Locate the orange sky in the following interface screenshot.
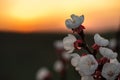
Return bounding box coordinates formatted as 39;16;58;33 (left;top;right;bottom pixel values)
0;0;120;33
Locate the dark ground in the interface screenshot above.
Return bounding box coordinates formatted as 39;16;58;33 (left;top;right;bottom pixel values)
0;32;117;80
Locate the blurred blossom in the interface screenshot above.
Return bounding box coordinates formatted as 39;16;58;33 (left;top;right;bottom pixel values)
54;60;64;73
36;67;51;80
62;51;71;60
108;38;117;49
54;40;64;49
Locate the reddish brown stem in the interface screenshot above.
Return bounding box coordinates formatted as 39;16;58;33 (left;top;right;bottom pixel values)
78;30;97;58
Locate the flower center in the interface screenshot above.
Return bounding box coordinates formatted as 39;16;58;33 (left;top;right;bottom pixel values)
108;71;114;77
88;61;95;66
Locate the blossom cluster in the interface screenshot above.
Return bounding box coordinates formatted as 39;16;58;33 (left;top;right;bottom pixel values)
63;14;120;80
35;14;120;80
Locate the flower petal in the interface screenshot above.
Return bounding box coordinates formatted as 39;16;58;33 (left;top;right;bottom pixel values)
70;53;81;67
94;34;109;46
78;55;98;76
66;48;74;54
78;15;84;25
65;19;74;29
110;58;119;65
63;34;76;51
102;63;120;80
65;14;84;29
81;76;94;80
99;47;118;59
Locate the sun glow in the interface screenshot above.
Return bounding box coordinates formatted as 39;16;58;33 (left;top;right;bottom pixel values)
0;0;120;33
8;0;50;20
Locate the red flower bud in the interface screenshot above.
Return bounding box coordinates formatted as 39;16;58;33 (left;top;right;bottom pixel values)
72;25;85;33
74;39;83;50
100;57;110;64
93;70;102;80
81;53;87;56
92;44;100;50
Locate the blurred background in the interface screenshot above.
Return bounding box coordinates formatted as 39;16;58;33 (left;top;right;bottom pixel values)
0;0;120;80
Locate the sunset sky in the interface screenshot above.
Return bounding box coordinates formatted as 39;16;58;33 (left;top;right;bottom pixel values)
0;0;120;33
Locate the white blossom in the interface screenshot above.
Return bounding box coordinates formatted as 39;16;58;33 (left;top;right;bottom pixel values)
54;40;64;49
94;34;109;46
81;76;94;80
108;38;116;49
102;63;120;80
70;53;81;67
63;34;77;53
110;58;119;65
99;47;118;59
70;54;98;76
62;51;71;60
54;60;64;72
36;67;50;80
77;55;98;76
65;14;84;29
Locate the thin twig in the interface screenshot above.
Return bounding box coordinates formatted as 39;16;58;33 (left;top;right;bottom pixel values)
78;30;97;58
